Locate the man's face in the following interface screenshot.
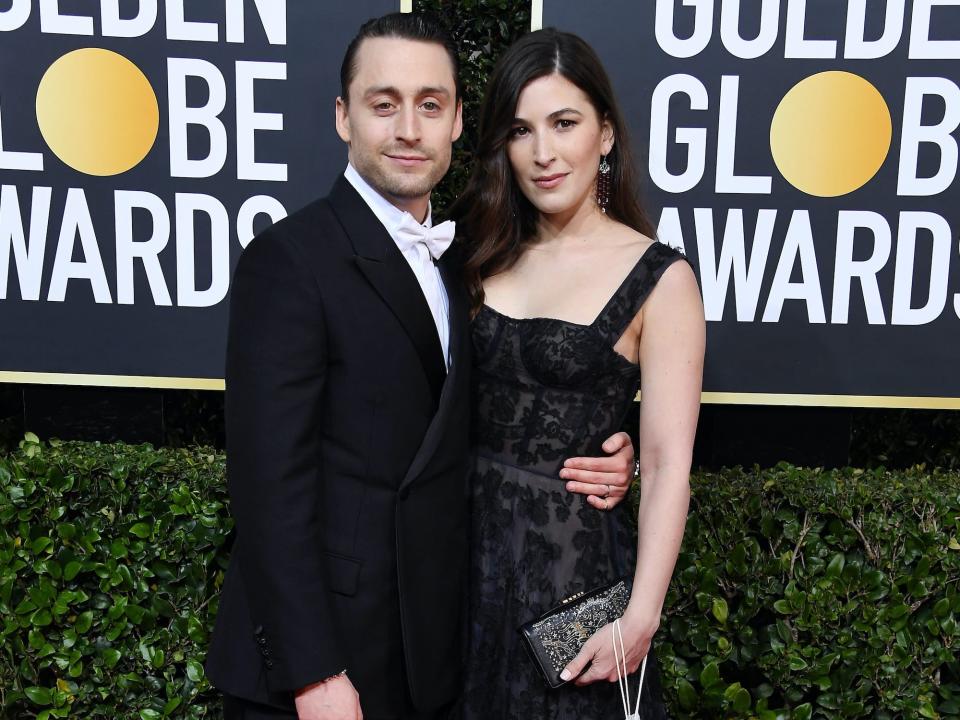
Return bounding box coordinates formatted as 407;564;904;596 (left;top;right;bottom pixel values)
336;37;462;213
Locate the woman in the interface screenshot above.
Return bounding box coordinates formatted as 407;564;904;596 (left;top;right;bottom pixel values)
451;29;705;718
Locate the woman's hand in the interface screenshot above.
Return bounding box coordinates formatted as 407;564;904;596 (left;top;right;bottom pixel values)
561;431;636;511
559;612;658;686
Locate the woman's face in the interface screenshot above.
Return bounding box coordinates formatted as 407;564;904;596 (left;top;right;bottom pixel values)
506;73;613;220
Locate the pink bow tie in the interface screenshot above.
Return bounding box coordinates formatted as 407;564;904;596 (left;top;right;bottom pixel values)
395;214;456;260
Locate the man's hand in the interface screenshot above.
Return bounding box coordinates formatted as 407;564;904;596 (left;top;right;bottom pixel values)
295;675;362;720
561;431;636;511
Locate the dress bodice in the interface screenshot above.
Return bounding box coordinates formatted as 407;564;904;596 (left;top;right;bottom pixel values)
470;241;687;478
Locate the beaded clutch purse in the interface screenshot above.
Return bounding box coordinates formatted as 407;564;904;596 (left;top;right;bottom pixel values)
518;578;632;688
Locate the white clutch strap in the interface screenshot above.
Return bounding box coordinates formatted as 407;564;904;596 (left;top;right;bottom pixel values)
613;618;648;720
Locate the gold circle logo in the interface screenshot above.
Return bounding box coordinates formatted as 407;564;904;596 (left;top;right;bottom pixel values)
770;71;892;197
35;48;159;176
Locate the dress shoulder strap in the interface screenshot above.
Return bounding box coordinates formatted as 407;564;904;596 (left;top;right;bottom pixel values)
594;242;689;346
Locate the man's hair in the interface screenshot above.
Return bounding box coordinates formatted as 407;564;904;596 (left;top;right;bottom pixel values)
339;12;462;103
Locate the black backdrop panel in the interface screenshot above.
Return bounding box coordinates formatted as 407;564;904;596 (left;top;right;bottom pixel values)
542;0;960;402
0;1;399;382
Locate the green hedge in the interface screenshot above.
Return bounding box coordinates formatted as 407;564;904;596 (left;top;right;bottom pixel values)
3;436;958;719
661;465;960;719
1;436;227;719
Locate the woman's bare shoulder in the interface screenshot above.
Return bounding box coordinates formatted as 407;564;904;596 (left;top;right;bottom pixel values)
648;251;701;311
589;228;656;280
605;223;655;255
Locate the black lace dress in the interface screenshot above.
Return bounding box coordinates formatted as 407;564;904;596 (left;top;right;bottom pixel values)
460;242;684;719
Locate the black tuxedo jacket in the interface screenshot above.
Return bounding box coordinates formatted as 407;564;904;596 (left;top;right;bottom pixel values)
206;176;471;717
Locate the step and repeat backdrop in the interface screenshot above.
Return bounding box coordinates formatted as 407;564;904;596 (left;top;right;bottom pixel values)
1;1;957;407
0;0;401;389
537;0;960;407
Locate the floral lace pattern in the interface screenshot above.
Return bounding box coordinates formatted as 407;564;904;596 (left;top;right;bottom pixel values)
460;242;685;719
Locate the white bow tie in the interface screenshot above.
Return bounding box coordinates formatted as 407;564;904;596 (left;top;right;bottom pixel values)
394;214;456;261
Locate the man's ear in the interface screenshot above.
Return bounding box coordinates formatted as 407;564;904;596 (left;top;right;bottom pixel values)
451;98;464;143
335;97;351;143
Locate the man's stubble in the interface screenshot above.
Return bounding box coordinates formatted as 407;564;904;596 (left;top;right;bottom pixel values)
350;143;451;206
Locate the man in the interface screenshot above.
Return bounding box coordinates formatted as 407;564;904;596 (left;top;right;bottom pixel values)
206;13;635;720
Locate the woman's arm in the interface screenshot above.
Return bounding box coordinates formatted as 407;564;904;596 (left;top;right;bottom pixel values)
562;259;705;684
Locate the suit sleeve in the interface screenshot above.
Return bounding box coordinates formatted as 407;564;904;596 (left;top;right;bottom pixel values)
224;228;345;692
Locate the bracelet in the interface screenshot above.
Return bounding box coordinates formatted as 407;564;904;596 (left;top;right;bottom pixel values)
322;669;347;683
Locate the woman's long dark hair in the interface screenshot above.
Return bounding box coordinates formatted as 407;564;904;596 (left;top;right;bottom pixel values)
450;28;655;316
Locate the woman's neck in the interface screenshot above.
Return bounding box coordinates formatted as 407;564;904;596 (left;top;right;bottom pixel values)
533;196;613;247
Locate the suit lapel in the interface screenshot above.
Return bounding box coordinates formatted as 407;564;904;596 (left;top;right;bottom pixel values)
400;255;470;490
328;176;446;406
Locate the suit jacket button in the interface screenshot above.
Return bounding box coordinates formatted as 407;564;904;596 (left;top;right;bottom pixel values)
265;659;274;669
253;625;263;636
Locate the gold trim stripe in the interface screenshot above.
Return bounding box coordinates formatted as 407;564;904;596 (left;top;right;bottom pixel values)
531;0;543;30
0;371;224;391
628;390;960;410
2;371;957;408
400;0;413;12
700;392;960;409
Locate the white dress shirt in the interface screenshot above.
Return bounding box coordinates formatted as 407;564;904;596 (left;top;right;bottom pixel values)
344;164;451;369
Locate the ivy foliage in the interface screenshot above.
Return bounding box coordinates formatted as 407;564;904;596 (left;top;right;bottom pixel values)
414;0;531;214
3;437;959;718
1;435;227;719
850;409;960;472
658;463;960;719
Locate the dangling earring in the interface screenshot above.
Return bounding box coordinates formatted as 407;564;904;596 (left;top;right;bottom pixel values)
597;155;611;213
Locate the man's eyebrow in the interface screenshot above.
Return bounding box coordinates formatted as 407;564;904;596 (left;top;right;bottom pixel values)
512;107;585;124
363;85;452;99
363;86;401;99
418;86;451;98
